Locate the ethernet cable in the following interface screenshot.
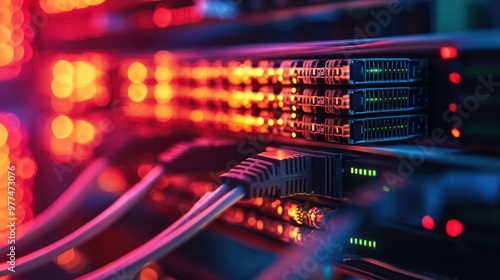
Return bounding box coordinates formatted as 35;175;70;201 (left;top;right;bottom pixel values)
79;147;340;279
0;157;108;257
0;135;135;255
0;138;250;276
79;186;244;280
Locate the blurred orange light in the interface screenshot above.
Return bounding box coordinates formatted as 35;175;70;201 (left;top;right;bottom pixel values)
53;60;74;82
127;62;148;83
154;84;173;104
0;123;8;146
0;25;11;44
51;79;74;98
74;61;97;85
0;43;14;66
98;167;128;193
190;110;204;123
451;128;461;138
256;220;264;230
277;224;283;234
52;115;74;139
128;83;148;102
76;83;97;101
74;120;96;144
154;104;173;122
41;0;106;13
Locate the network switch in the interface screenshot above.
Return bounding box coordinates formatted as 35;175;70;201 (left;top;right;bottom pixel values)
174;58;428;86
174;85;427;115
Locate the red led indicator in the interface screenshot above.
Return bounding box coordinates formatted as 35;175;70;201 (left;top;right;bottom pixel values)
449;103;457;112
451;128;461;138
421;215;435;230
449;72;462;84
440;46;458;60
446;219;463;237
154;7;173;28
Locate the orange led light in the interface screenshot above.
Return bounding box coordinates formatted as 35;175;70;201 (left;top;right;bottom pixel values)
451;128;461;138
52;115;74;139
256;220;264;230
128;62;148;83
40;0;107;14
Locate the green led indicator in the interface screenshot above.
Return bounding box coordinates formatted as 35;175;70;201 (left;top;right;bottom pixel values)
350;237;377;249
351;168;377;177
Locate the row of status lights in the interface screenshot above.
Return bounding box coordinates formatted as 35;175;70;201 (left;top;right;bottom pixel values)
0;113;37;245
40;0;106;14
49;55;110;113
121;53;175;121
48;114;102;163
0;0;33;80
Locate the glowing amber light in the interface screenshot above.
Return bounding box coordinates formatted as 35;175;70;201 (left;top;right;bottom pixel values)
98;167;128;193
76;83;97;101
74;61;97;85
256;220;264;230
451;128;461;138
53;60;74;81
51;79;74;99
190;110;204;123
154;104;172;122
277;224;283;234
154;84;173;104
51;115;74;139
74;120;96;144
277;205;283;215
127;62;148;83
0;123;8;146
0;43;14;66
0;25;11;43
154;66;172;82
128;83;148;102
41;0;106;13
